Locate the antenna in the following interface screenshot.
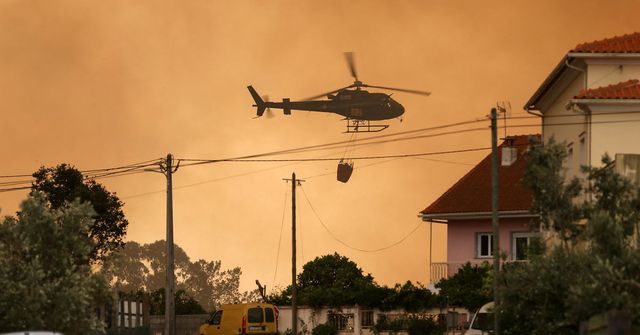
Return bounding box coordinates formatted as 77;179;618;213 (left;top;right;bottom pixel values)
496;101;511;140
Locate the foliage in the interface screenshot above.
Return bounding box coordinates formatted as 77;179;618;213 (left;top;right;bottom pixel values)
522;137;582;245
0;193;110;334
31;164;128;263
406;317;441;335
102;240;259;312
146;288;207;315
380;281;438;312
297;253;377;306
374;314;440;335
498;139;640;334
435;262;492;312
268;253;438;311
311;323;336;335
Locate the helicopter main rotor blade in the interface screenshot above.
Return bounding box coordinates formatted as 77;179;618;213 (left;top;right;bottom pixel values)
301;84;355;101
345;52;358;83
362;84;431;96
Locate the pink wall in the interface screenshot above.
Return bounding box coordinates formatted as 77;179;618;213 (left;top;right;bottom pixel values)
447;218;533;263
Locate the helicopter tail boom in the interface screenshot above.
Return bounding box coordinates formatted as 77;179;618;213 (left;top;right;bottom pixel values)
247;85;267;117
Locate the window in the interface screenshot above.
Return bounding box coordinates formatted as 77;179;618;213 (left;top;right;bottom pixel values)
329;313;354;332
248;308;263;323
210;311;222;325
477;233;494;258
511;233;538;261
265;308;275;322
361;310;374;328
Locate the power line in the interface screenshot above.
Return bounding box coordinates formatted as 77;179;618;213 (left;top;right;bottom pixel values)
177;118;490;166
196;147;492;163
271;186;288;294
177;127;490;167
299;185;424;253
0;161;161;193
120;146;492;199
0;158;162;179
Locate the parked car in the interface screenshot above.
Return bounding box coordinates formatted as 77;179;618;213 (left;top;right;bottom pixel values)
465;302;494;335
199;303;278;335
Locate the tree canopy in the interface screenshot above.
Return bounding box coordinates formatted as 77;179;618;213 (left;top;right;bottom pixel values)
102;240;259;312
498;138;640;334
435;262;492;312
268;253;438;311
0;192;110;334
31;164;128;263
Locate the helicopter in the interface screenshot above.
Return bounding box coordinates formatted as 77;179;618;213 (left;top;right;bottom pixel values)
247;53;430;133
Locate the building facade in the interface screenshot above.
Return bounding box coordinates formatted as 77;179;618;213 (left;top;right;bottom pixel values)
420;135;539;283
525;32;640;181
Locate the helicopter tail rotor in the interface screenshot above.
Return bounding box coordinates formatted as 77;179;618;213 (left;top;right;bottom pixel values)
247;85;267;117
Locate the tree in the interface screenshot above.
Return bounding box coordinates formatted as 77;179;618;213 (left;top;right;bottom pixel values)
268;253;437;311
296;253;377;306
31;164;128;262
102;240;258;312
498;139;640;334
146;288;207;315
435;262;492;312
0;192;110;334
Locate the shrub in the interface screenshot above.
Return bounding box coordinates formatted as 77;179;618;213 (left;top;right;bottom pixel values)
312;323;337;335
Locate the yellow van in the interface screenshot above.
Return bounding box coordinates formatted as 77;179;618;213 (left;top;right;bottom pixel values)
199;303;279;335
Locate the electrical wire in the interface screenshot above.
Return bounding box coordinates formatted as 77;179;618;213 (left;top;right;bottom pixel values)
4;112;637;195
299;185;424;253
176;118;489;166
0;160;162;193
177;126;490;166
120;146;492;199
301;157;401;180
271;187;288;293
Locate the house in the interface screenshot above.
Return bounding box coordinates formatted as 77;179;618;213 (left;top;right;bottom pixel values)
419;135;539;284
525;32;640;181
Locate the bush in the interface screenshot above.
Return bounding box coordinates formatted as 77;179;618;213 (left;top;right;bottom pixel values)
312;324;337;335
407;317;440;335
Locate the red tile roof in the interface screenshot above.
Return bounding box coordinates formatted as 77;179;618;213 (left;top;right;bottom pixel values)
572;32;640;53
420;135;538;218
574;79;640;99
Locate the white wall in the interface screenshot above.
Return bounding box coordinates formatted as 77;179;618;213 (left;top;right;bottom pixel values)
590;106;640;166
587;62;640;88
276;306;459;335
541;75;589;180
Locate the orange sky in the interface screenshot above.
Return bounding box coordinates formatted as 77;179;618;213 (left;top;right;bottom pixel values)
1;0;639;292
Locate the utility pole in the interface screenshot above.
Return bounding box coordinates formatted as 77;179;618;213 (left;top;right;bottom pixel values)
283;172;304;335
490;108;500;335
161;154;178;335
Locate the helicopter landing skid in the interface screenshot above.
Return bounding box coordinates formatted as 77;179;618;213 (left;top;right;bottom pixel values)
345;120;389;133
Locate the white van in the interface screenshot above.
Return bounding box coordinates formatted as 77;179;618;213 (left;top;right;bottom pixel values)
465;302;494;335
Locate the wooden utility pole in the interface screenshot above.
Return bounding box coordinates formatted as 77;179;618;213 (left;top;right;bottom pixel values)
490;108;500;335
283;173;304;335
162;154;177;335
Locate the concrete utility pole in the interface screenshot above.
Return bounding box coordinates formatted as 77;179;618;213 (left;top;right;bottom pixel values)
283;173;304;335
162;154;177;335
490;108;500;335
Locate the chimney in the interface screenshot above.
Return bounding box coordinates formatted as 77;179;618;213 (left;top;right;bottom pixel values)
501;139;517;166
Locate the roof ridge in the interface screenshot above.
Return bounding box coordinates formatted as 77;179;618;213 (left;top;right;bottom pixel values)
572;32;640;53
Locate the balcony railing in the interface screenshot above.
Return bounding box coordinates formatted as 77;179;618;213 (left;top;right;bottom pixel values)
431;260;527;284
